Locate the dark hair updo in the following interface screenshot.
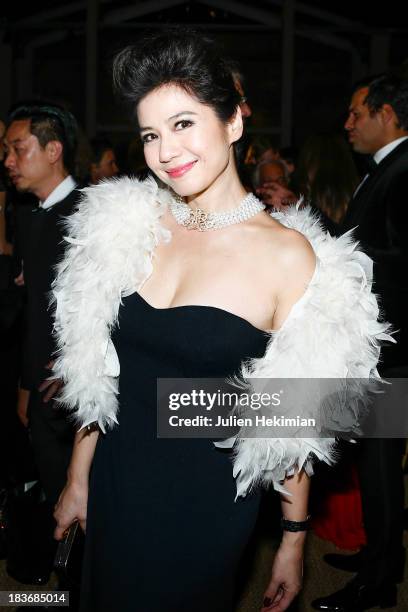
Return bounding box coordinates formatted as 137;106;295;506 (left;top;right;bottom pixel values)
112;28;241;126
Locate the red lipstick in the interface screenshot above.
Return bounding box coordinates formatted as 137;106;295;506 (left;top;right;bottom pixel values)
165;161;196;179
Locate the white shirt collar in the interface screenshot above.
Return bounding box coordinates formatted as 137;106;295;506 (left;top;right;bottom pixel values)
374;136;408;165
39;175;77;210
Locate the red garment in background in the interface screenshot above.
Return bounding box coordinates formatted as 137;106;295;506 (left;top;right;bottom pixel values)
311;463;366;550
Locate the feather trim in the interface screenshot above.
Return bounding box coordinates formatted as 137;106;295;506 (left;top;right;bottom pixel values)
215;205;394;497
51;176;170;432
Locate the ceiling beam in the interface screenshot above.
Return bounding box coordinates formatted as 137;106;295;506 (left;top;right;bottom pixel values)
10;0;384;36
15;0;111;27
203;0;281;26
103;0;187;24
264;0;367;31
16;2;86;26
12;0;363;58
203;0;355;52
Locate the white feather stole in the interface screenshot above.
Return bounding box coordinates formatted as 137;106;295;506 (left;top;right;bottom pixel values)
51;176;393;497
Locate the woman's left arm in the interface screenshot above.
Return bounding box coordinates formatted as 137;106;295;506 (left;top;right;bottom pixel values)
229;211;392;607
260;233;314;611
261;470;310;611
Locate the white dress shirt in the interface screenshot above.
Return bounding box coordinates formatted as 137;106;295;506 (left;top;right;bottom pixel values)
39;175;77;210
373;136;408;164
353;136;408;197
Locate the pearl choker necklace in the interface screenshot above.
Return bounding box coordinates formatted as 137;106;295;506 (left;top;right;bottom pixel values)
169;192;265;231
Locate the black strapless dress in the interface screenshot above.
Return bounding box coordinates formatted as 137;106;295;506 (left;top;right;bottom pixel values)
80;291;269;612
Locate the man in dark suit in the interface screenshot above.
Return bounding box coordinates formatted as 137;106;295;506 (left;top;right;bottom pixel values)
4;104;81;594
312;73;408;611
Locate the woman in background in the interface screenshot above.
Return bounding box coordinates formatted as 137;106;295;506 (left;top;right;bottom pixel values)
296;132;359;226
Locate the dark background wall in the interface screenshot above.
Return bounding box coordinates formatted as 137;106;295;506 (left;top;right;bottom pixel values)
1;0;407;147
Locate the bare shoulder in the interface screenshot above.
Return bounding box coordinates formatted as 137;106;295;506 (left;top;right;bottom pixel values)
273;225;316;275
250;212;316;276
249;214;317;327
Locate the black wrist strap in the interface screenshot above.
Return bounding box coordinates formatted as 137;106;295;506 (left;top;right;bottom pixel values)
281;515;311;532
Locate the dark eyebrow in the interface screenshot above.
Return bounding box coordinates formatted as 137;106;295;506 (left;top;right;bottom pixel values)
139;111;198;133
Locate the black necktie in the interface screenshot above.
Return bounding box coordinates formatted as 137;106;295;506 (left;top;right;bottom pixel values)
364;156;377;175
350;156;377;201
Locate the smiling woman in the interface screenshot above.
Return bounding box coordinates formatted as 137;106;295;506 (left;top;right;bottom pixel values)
51;28;390;612
139;85;238;196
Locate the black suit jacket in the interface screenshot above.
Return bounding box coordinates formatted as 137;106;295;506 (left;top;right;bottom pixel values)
21;189;80;389
341;139;408;369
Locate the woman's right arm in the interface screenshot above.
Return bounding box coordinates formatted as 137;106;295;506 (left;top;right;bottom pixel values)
54;427;99;539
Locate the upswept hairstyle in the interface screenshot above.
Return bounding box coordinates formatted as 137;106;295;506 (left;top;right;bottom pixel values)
354;73;408;130
8;103;78;174
112;28;241;125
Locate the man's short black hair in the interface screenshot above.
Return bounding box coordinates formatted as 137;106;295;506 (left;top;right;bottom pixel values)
8;102;78;174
